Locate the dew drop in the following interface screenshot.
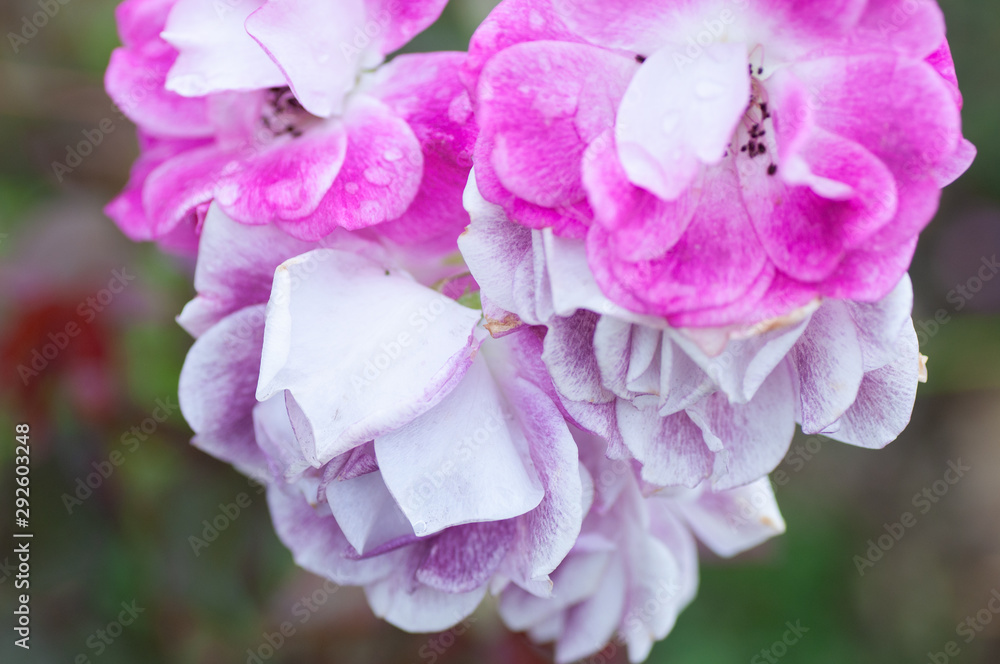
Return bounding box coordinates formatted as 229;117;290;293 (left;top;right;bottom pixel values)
360;200;383;222
695;80;726;99
661;111;681;134
382;148;403;162
344;182;359;195
363;166;393;186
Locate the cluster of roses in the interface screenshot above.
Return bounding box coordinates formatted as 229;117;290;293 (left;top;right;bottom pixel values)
105;0;972;660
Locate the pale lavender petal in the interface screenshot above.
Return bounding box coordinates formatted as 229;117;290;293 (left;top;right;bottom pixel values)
617;404;713;489
325;470;416;556
375;355;544;536
256;250;482;463
543;311;614;404
688;365;796;490
178;304;269;480
365;550;487;632
675;479;786;558
416;520;516;593
554;554;627;664
791;301;865;434
268;483;400;585
824;323;921;449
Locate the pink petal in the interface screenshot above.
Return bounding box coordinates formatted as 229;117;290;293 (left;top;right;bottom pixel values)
587;163;769;318
366;52;478;248
107;0;214;137
216;121;350;227
800;54;961;188
582;130;701;262
364;0;449;55
106;47;213;138
476;41;634;215
463;0;584;99
855;0;946;59
743;127;898;282
105;134;210;243
285;97;422;239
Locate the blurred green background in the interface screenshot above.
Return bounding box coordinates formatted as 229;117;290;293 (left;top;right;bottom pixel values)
1;1;999;662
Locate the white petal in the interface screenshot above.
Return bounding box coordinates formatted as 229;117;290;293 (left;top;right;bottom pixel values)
163;0;286;97
616;42;750;199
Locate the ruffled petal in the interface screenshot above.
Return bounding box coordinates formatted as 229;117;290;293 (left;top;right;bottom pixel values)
178;304;270;480
268;483;400;586
286;97;423;239
687;364;796;490
674;478;786;558
162;0;286;96
367;52;478;248
256;249;482;463
375;355;545;536
616;42;749;200
245;0;369;117
791;301;865;434
823;323;920;449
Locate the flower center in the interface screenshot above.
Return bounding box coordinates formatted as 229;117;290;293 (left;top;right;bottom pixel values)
731;60;779;176
260;87;318;139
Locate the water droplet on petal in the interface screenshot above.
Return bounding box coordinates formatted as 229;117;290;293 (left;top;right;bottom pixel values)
382;148;403;162
661;111;681;134
360;200;383;223
695;80;726;99
344;182;359;195
413;521;428;536
363;166;393;186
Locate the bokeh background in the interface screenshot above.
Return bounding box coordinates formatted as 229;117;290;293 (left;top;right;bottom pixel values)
1;0;999;662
